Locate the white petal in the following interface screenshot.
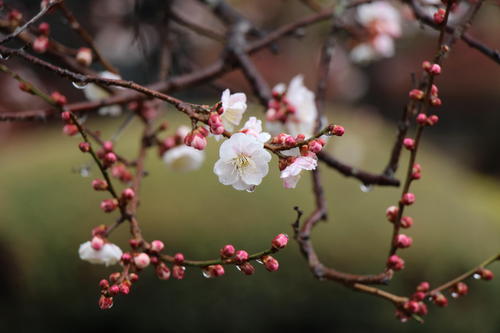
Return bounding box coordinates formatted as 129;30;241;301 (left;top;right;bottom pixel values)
163;145;205;172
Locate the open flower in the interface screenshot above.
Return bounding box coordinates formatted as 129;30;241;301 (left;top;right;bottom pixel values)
83;71;122;116
280;156;317;189
220;89;247;132
240;117;271;143
163;145;204;172
213;133;271;192
79;241;123;266
350;2;401;63
266;75;317;137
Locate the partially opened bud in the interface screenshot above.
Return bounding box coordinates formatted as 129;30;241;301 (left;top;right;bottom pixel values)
172;265;185;280
134;253;150;269
272;234;288;249
156;262;171;280
98;295;113;310
150;240;164;252
76;47;93;67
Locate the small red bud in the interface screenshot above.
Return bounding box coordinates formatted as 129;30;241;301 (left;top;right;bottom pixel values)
91;236;104;250
174;253;185;264
76;47;93;67
156;262;171;280
416;113;427;125
103;141;114;152
454;282;468;296
433;293;448;307
207;264;225;277
92;179;108;191
416;281;430;292
272;233;288;249
33;35;49;53
386;206;399;222
61;111;71;122
395;234;413;249
98;296;113;310
403;138;415;150
79;142;90;152
63;124;79;136
387;255;405;271
431;97;442;107
262;255;279;272
400;216;414;229
109;285;120;295
38;22;50;35
429;64;441;75
412;291;426;301
433;8;446;24
119;283;130;295
100;198;118;213
150;240;164;252
134;253;150;269
103;152;117;165
51;91;67;106
121;252;132;263
403;300;420;314
220;244;236;258
121;188;135;201
329;124;345;136
427;115;439;126
99;279;110;289
401;192;416;205
128;273;139;282
238;262;256;275
172;265;185;280
422;61;432;71
109;272;121;283
409;89;424;100
478;268;494;281
234;250;249;264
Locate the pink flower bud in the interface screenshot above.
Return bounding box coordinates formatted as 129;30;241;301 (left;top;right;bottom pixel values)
92;179;108;191
403;138;415;150
121;252;132;263
238;262;256;275
109;272;121;283
427;115;439;126
418;302;428;316
92;225;107;237
209;112;223;128
129;273;139;282
401;192;416;205
18;82;32;93
121;188;135;201
174;253;185;264
61;111;71;122
416;113;427;125
172;265;185;280
98;295;113;310
478;268;494;281
411;291;425;301
91;236;104;250
395;234;413;248
386;206;399;222
284;135;297;146
207;264;225;277
416;281;430;292
234;250;249;264
63;124;78;136
100;198;118;213
329;124;345;136
33;35;49;53
409;89;424;100
156;262;171;280
103;152;117;165
262;255;279;272
430;64;441;75
190;134;207;150
403;300;420;314
99;279;110;289
421;61;431;71
212;125;225;135
454;282;468;296
308;140;323;153
220;244;236;258
134;253;150;269
79;142;90;152
387;255;405;271
433;8;446;24
150;256;159;265
109;285;120;295
272;233;288;249
433;293;448;307
103;141;114;152
431;84;439;96
150;240;165;252
400;216;414;229
431;97;442;107
197;126;209;137
38;22;50;35
129;238;141;249
119;283;130;295
76;47;93;67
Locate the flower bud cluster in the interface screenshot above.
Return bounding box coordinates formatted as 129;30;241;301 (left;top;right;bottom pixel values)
184;126;208;151
266;89;296;123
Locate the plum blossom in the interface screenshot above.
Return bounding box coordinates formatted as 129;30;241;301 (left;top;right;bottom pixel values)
163;145;204;172
79;241;123;266
280;156;317;189
350;2;401;63
267;75;317;137
220;89;247;132
213;133;271;192
240;117;271;143
83;71;122;116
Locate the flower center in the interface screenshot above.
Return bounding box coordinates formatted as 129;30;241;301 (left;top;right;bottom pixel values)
232;153;251;171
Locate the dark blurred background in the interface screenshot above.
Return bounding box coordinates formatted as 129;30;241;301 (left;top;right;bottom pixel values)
0;0;499;332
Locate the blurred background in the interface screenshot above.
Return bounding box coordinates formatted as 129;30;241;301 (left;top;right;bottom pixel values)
0;0;499;332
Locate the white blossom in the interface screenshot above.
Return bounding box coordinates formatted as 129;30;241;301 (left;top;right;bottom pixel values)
163;145;205;172
351;2;401;63
267;75;317;137
280;156;317;189
83;71;122;116
220;89;247;132
240;117;271;143
213;133;271;192
78;241;123;266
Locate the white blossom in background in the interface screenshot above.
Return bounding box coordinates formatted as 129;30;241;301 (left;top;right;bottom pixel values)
213;133;271;192
220;89;247;132
240;117;271;143
267;75;317;138
350;2;402;63
78;241;123;266
83;71;122;116
280;156;317;189
163;145;205;172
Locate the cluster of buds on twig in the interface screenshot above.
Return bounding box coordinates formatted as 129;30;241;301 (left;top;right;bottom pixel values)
266;87;297;123
184;126;208;150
